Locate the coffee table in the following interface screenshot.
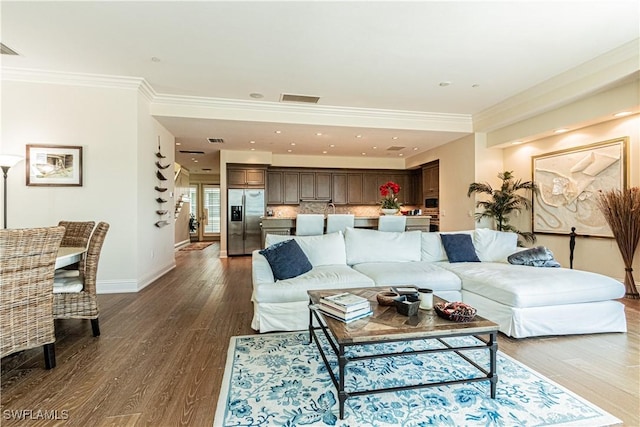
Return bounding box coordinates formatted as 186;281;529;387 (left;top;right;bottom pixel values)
308;287;499;420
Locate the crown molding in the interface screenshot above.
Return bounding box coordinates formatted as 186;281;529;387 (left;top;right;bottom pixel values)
151;94;473;133
474;38;640;133
1;66;472;133
1;67;157;102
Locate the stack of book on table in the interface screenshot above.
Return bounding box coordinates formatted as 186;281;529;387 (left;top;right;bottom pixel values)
318;292;372;323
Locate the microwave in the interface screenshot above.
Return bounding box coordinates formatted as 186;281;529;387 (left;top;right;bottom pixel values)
425;198;439;208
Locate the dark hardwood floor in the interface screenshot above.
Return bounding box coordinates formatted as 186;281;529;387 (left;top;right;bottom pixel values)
1;244;638;426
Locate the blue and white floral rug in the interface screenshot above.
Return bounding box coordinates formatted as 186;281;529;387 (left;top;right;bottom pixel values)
214;332;620;426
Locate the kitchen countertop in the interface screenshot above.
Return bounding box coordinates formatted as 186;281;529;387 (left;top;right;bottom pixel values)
261;215;431;220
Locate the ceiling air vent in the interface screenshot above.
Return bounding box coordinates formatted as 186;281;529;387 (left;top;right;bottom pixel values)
179;150;205;155
207;138;224;144
0;43;19;56
386;146;406;151
280;93;320;104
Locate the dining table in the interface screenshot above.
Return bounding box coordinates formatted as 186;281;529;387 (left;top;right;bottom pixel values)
55;246;86;269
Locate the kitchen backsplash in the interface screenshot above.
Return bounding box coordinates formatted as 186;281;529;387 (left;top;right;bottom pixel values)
270;201;420;218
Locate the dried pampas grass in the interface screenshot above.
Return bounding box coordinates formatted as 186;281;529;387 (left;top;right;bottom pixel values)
596;187;640;299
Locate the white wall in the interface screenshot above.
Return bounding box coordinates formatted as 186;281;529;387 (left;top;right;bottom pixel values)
136;93;176;289
0;80;176;292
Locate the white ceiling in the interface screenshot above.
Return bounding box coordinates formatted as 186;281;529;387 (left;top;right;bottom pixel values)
1;1;638;172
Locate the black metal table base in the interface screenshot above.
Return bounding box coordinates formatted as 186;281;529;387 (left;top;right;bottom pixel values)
308;305;498;420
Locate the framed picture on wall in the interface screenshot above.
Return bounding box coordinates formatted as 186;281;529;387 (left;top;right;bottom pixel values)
26;144;83;186
531;137;627;237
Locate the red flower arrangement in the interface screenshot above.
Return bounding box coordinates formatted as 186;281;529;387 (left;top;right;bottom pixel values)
379;181;402;209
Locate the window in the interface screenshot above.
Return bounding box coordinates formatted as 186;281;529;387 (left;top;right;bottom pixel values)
203;185;221;234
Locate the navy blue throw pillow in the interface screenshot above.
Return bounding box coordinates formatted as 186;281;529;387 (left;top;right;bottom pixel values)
440;233;481;263
259;239;312;280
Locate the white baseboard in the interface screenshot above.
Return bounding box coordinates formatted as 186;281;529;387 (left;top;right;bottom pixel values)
96;262;176;294
97;279;138;293
175;239;190;250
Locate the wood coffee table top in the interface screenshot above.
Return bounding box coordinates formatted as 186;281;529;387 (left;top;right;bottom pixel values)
308;287;499;345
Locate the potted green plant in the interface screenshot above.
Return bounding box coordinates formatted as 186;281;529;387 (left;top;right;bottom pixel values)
467;171;538;243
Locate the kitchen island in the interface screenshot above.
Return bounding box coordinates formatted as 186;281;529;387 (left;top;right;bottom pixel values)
260;215;430;247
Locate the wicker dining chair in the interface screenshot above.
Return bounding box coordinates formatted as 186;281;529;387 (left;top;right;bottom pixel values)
0;226;65;369
56;220;95;272
53;222;109;337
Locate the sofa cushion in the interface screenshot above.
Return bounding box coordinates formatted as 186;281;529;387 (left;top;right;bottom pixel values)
473;228;519;262
351;261;462;292
259;239;312;280
345;227;421;265
253;264;375;304
438;262;625;308
440;233;480;263
265;231;347;266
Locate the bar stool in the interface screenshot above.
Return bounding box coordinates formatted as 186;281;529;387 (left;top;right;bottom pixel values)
295;214;325;236
378;215;407;232
326;214;355;234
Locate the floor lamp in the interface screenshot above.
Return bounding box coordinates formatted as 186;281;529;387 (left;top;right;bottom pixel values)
0;155;23;229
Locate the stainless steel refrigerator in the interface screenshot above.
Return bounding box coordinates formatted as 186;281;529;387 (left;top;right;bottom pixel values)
228;189;265;255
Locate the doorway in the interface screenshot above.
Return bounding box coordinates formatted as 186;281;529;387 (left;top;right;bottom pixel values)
189;184;221;242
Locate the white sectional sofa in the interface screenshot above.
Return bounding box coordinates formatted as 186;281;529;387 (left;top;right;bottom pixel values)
251;227;627;338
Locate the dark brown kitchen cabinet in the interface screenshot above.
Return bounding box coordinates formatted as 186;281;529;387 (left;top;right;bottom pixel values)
267;171;300;204
347;174;363;204
266;171;283;204
332;173;347;204
283;172;300;204
300;172;331;200
228;166;265;188
362;173;380;204
422;161;439;198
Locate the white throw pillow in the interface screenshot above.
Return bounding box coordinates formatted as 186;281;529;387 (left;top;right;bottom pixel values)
420;232;447;262
473;228;519;262
344;227;421;265
264;231;347;266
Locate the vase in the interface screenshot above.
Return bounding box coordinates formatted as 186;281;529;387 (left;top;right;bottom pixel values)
381;208;399;215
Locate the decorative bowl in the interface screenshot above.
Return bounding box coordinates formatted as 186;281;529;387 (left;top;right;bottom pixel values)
394;295;420;316
376;291;399;306
434;301;477;323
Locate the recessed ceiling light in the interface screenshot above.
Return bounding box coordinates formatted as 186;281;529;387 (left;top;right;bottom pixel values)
316;132;323;136
361;152;366;155
287;149;292;153
372;146;377;149
329;144;335;148
392;136;398;140
250;148;255;151
439;81;451;87
275;130;281;134
399;153;404;157
413;147;418;151
355;135;362;138
193;160;198;163
613;111;632;117
175;142;181;146
554;128;569;134
249;93;264;99
249;140;255;144
322;150;327;154
290;142;296;146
